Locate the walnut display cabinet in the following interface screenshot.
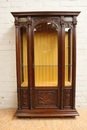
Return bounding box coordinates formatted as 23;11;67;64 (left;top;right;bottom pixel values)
11;11;80;117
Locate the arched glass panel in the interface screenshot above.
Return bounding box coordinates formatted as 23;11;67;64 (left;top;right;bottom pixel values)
34;22;58;87
65;27;72;86
20;27;28;87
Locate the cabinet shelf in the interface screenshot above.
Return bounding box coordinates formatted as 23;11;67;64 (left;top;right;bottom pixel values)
34;64;58;67
21;64;72;67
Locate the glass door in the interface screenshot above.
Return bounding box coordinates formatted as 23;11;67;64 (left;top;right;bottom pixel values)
34;22;58;87
65;27;72;87
20;27;28;87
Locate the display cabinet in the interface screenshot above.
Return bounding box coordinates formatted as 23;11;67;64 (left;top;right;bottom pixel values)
11;11;80;117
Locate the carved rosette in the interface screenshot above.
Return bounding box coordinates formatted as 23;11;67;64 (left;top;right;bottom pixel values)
36;91;57;107
21;90;28;108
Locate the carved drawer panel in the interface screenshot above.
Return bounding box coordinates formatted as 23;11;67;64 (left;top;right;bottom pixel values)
64;89;72;108
21;89;29;108
35;90;58;108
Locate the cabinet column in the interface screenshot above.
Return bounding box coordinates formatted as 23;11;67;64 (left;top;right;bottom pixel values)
15;17;21;110
72;16;77;109
60;16;65;110
28;24;33;109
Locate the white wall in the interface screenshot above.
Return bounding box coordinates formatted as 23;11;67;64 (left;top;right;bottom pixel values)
0;0;87;108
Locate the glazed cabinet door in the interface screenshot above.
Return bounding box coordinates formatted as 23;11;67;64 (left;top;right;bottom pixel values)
32;17;60;109
15;17;30;109
61;16;77;109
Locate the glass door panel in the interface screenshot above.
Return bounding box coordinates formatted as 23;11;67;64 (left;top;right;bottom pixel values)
34;23;58;87
65;27;72;86
20;27;28;87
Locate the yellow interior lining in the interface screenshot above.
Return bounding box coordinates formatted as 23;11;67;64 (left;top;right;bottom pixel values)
21;30;72;87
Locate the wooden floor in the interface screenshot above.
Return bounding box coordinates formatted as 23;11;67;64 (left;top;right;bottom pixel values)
0;107;87;130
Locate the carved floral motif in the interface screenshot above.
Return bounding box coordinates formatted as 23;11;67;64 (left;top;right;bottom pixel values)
65;89;71;106
37;91;56;106
64;22;73;28
32;17;60;27
22;90;28;107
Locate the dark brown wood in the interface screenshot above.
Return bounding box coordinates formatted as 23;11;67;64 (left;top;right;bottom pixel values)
15;23;21;110
11;11;80;117
11;11;80;17
21;88;29;108
72;16;77;109
15;108;79;117
28;24;33;110
60;16;65;110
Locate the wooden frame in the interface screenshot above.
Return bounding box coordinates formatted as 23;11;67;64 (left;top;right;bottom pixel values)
11;11;80;117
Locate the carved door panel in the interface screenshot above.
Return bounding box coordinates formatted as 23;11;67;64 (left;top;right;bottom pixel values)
32;17;60;108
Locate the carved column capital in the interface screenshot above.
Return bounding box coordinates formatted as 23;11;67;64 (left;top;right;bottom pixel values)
27;16;32;25
73;16;77;26
60;16;64;26
15;17;19;26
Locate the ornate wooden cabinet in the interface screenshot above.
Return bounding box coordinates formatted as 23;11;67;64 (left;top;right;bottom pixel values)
11;11;80;117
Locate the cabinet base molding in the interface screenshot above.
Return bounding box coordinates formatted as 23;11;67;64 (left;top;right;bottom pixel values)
15;108;79;118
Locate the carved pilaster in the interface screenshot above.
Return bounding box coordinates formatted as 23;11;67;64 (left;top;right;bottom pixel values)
30;88;33;109
21;90;28;108
18;88;21;110
64;89;71;106
72;87;75;109
61;88;64;109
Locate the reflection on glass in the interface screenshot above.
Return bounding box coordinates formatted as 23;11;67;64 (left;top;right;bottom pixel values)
34;23;58;87
20;27;28;87
65;27;72;86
